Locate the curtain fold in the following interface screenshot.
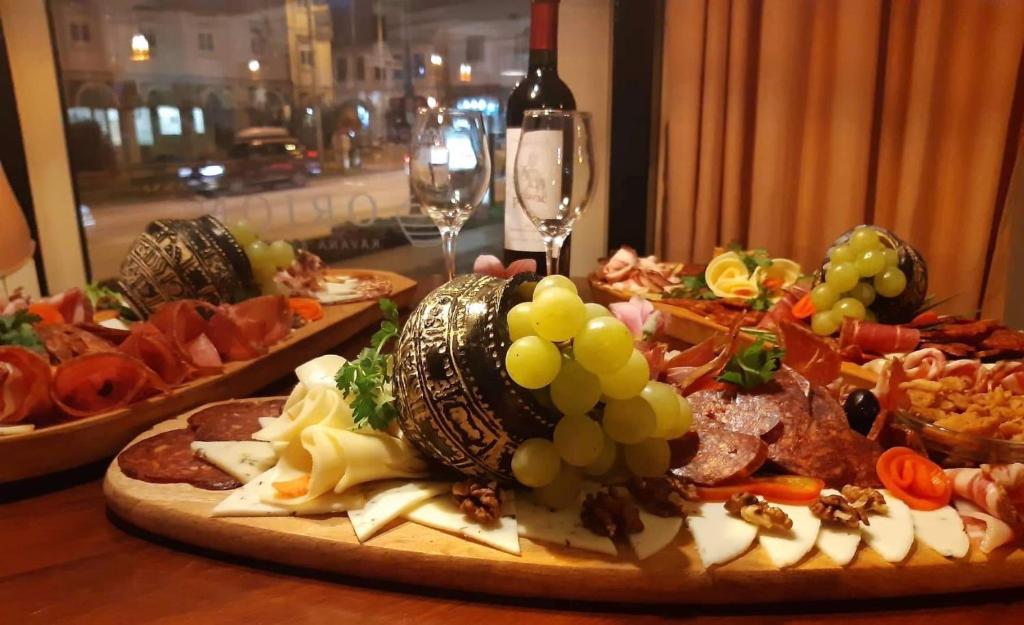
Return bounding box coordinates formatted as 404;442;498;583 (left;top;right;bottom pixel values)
658;0;1024;316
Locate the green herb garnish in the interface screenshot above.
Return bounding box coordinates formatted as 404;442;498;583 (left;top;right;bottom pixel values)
727;242;773;274
666;274;718;300
747;283;774;312
335;298;400;430
716;338;784;390
0;310;44;351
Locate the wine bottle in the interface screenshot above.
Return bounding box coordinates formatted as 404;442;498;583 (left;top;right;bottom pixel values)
504;0;576;275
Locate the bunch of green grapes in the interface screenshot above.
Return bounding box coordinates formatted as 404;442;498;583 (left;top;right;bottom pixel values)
809;226;908;336
228;220;296;295
505;275;694;507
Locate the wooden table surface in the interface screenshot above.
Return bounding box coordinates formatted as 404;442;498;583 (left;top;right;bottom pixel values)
2;276;1023;625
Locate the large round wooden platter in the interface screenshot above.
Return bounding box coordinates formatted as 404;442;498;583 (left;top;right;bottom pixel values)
0;270;415;483
589;279;879;389
105;406;1024;605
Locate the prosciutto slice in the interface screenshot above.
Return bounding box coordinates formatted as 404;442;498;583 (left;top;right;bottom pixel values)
955;499;1016;553
601;246;639;282
51;352;168;418
778;320;841;387
757;286;808;330
118;323;195;385
36;324;115;364
945;467;1022;529
901;347;946;380
0;346;53;424
839;318;921;355
40;287;93;324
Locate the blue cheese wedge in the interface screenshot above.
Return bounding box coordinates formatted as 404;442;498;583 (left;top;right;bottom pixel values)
629;509;683;561
348;481;450;542
191;441;276;484
405;493;520;555
909;505;969;558
684;501;758;567
861;490;915;563
815;489;862;566
211;468;364;517
757;503;821;568
0;424;35;436
516;494;617;557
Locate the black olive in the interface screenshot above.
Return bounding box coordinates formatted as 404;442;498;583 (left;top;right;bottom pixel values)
844;389;880;436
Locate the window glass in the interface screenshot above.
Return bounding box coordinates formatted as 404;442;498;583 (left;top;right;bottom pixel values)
48;0;529;283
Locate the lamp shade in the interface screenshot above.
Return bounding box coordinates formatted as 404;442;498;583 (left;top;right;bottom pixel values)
0;164;36;277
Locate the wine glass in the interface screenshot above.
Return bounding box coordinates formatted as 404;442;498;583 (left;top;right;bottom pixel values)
513;110;594;276
409;108;491;281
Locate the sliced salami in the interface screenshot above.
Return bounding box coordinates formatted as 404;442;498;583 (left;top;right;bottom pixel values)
117;428;240;490
188;398;285;441
670;428;768;485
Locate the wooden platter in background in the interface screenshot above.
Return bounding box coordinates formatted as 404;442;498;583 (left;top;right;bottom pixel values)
588;279;878;389
0;270;415;483
104;406;1024;605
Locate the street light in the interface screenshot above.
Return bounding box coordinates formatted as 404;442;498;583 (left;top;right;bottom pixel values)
429;53;443;66
248;59;261;73
459;63;472;82
130;33;150;61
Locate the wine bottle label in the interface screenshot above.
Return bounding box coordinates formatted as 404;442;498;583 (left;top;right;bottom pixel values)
504;127;546;252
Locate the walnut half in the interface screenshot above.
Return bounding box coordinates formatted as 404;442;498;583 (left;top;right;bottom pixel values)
724;492;792;531
811;494;866;528
581;488;645;538
841;485;888;515
626;476;698;518
452;479;501;524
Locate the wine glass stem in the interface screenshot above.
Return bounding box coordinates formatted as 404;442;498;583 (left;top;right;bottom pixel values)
441;227;458;281
544;237;562;277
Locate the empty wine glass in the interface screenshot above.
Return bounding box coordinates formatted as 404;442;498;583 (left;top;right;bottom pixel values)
409;108;491;281
513;110;594;276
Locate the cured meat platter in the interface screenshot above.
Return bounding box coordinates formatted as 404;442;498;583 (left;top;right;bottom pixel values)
0;269;415;483
105;404;1024;605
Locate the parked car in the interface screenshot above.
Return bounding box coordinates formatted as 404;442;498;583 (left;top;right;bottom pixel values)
179;127;321;196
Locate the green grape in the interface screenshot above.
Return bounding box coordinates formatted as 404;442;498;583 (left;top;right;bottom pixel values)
533;274;577;298
811;310;842;336
849;281;876;306
268;240;296;269
809;283;840;312
825;262;860;292
855;249;886;277
583;436;617;476
511;438;562;487
874;267;907;298
229;219;258;247
573;317;634;374
652;394;693;440
624;438;671;477
598;349;650;400
882;248;899;267
245;240;273;271
640;381;680;439
530;288;587;342
850;227;882;252
584;302;612;320
830;244;856;264
865;309;878;323
553;414;605;467
505;336;562;389
550;359;602;416
507;302;537;341
533;465;583;509
602;396;657;444
833;297;867;321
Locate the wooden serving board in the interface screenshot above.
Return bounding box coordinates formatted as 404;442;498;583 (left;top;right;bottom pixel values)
0;270;415;483
589;279;879;389
105;407;1024;605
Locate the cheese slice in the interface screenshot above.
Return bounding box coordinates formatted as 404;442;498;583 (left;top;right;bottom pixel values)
629;509;683;561
316;280;361;304
757;503;821;568
861;490;915;563
191;441;276;484
348;481;450;542
0;424;35;436
405;493;520;555
815;490;862;566
294;354;346;389
910;505;969;558
211;468;364;517
98;317;131;331
684;501;758;568
516;495;617;557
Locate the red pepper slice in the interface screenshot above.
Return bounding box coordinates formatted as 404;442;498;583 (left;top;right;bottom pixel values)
791;293;816;320
876;446;952;511
697;475;825;505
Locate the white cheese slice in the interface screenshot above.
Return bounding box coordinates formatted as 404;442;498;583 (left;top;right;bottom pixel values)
211;468;364;517
516;495;618;557
861;490;915;563
315;280;360;304
348;481;450;542
0;424;35;436
629;509;683;561
98;317;131;331
910;505;969;558
405;492;520;555
294;355;346;389
191;440;277;484
757;503;821;568
684;501;758;568
814;490;862;566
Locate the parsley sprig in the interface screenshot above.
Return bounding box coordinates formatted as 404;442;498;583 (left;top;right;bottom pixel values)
666;274;718;300
716;338;784;390
727;243;773;273
335;299;401;430
0;310;43;352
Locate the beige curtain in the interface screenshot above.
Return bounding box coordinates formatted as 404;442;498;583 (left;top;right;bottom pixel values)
658;0;1023;316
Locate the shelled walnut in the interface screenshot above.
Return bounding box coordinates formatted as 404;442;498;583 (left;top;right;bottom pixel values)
626;476;698;518
724;492;792;530
841;485;888;515
581;488;644;538
452;479;501;524
811;494;867;528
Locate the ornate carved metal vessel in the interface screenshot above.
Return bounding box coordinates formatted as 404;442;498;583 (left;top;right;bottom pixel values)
394;273;559;482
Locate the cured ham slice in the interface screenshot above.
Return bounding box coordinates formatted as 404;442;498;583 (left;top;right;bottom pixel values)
40;287;93;324
778;320;841;387
52;352;168;418
36;324;115;363
149;300;221;367
901;348;946;380
601;246;639;281
118;323;194;385
955;500;1015;553
757;286;808;330
945;467;1022;529
839;318;921;356
227;295;292;348
0;346;53;424
207;311;266;361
